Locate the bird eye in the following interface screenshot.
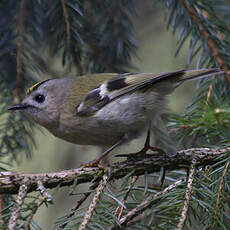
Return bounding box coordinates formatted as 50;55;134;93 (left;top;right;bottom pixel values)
34;94;45;103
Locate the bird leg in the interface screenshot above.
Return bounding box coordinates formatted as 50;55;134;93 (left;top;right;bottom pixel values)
115;125;167;186
136;125;167;186
82;138;124;168
116;125;166;158
135;126;166;156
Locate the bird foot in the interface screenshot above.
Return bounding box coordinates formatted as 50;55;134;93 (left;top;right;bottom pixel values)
117;145;166;159
130;145;167;186
135;145;166;156
81;139;125;169
81;159;100;168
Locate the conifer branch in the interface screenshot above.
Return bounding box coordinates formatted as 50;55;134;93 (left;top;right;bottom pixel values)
205;80;213;108
111;178;186;229
79;29;116;72
213;158;230;220
57;182;99;230
0;195;4;225
0;147;229;195
79;173;109;230
0;0;27;158
1;1;229;228
7;181;29;230
60;0;83;75
60;0;71;48
114;176;139;220
180;0;230;84
176;158;196;230
15;0;25;97
24;181;52;230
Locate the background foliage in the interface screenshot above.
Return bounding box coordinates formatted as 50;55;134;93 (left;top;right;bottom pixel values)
0;0;230;229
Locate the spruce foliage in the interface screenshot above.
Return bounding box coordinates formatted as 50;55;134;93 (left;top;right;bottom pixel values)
0;0;230;229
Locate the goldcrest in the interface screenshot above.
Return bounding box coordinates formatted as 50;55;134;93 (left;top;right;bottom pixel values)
9;69;223;150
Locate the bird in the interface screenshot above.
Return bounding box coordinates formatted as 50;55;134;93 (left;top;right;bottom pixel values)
8;68;224;166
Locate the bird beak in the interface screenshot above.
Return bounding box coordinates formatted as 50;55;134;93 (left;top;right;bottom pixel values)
8;103;29;111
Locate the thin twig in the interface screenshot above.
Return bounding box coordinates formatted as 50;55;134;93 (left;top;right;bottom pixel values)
57;193;91;230
0;195;4;225
205;81;213;109
176;158;196;230
125;209;152;227
213;158;230;220
78;173;109;230
24;198;44;230
60;0;83;75
114;176;139;220
7;181;29;230
15;0;26;98
112;178;185;229
24;181;52;230
36;180;52;202
113;1;120;36
60;0;71;48
57;183;98;230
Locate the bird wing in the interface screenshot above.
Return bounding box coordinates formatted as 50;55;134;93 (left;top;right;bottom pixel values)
75;70;185;116
75;68;222;116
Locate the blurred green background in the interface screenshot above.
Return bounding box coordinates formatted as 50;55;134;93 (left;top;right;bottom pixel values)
14;6;196;229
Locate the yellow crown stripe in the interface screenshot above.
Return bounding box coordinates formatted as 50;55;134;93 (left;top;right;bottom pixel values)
26;79;52;95
26;81;42;95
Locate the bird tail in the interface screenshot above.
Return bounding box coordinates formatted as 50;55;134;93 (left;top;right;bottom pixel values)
178;68;225;82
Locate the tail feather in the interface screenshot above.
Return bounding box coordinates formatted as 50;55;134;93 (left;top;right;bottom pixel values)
179;68;224;82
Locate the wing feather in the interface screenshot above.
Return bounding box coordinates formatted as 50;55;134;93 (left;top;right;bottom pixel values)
75;70;184;116
75;68;222;116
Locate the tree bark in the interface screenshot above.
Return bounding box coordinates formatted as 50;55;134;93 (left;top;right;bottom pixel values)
0;147;228;194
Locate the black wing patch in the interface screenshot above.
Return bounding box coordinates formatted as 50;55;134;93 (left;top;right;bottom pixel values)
107;73;132;91
76;88;110;116
107;78;127;91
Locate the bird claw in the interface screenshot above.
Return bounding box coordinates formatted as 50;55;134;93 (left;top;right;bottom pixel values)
81;159;103;169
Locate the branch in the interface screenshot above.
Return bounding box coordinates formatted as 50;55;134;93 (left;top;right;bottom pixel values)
24;180;52;229
60;0;83;75
114;175;139;219
79;173;109;230
176;158;196;230
180;0;230;83
111;178;186;229
213;158;230;220
0;0;26;153
15;0;25;97
57;182;98;230
79;29;116;72
60;0;71;48
7;180;29;230
0;147;229;195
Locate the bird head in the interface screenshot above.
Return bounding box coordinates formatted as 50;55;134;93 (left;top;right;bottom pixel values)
8;79;63;128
